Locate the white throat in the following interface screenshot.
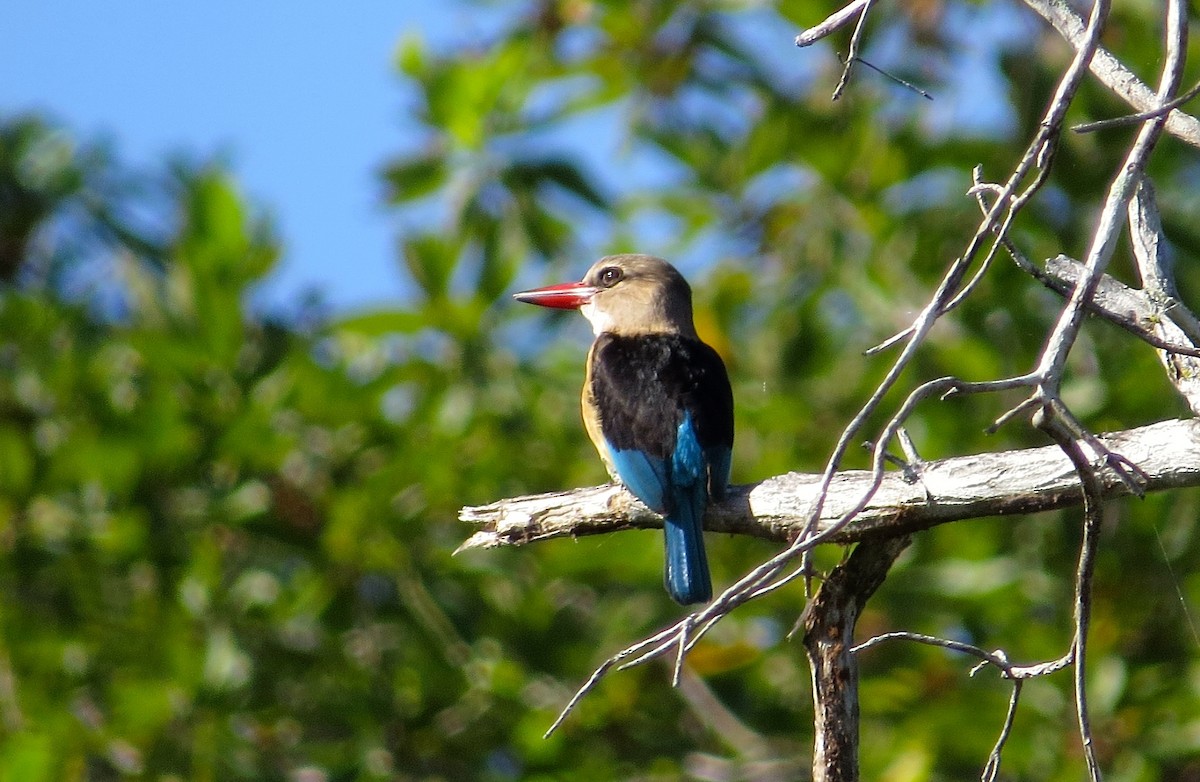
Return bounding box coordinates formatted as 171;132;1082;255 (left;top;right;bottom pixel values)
580;300;614;336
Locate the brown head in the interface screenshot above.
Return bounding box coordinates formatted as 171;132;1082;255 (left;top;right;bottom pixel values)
513;254;697;338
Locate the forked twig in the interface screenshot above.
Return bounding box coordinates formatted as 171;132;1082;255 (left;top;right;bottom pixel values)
831;0;877;100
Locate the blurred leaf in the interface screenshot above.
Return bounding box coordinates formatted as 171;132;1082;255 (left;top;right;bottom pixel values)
402;234;458;298
503;156;609;210
335;309;427;335
395;32;425;77
0;427;34;494
0;732;55;782
383;150;447;203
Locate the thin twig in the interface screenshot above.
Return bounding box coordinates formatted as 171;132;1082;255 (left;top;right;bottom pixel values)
1021;0;1200;147
981;682;1022;782
1039;255;1200;358
1151;523;1200;650
854;57;934;99
671;615;693;688
544;657;619;737
853;632;1012;670
1035;402;1105;781
831;0;877;100
1073;79;1200;133
853;631;1045;780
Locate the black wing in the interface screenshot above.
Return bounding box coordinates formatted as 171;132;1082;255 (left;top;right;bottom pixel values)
590;333;734;460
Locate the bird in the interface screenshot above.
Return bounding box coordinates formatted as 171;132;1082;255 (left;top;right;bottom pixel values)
514;254;734;605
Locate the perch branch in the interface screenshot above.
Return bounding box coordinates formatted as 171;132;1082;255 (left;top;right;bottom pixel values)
459;418;1200;551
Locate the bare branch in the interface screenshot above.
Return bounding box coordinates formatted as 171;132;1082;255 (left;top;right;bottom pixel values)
1043;255;1200;413
1035;405;1106;781
1021;0;1200;148
1126;184;1200;414
1042;255;1200;355
803;536;911;782
795;0;871;47
1128;181;1180;305
852;632;1028;781
831;0;877;100
1128;180;1200;347
1032;0;1183;396
460;418;1200;550
981;682;1022;782
1073;79;1200;134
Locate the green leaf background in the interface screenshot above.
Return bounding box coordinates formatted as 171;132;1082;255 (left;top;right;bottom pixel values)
1;1;1199;779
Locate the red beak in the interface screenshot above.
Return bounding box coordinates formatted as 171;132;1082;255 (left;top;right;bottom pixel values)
512;281;598;310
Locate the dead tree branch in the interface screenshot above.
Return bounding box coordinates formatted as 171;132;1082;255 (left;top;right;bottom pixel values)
1022;0;1200;147
795;0;871;47
459;418;1200;551
803;536;912;782
794;0;1200;146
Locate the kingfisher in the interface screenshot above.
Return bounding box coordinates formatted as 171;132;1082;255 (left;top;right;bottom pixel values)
514;254;734;605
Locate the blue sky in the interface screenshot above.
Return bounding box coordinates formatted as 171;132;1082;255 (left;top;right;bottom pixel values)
0;4;1027;313
0;3;483;311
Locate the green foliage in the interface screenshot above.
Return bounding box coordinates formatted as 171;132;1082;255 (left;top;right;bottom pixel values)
2;0;1200;779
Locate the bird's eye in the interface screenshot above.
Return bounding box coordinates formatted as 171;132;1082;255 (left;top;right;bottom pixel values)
598;266;623;287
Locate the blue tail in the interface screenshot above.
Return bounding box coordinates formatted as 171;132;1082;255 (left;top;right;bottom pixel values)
664;482;712;605
665;413;712;605
607;413;716;605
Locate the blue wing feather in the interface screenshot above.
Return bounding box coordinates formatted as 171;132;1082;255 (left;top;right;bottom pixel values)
607;446;667;512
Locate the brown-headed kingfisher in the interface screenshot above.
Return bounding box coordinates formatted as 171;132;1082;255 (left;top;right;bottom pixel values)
514;254;734;605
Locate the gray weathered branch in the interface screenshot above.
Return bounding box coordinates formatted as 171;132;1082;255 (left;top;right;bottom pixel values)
1044;254;1200;415
792;0;1200;147
1022;0;1200;147
804;535;911;782
459;418;1200;551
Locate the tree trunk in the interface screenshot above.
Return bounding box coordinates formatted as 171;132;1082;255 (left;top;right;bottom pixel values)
803;536;912;781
